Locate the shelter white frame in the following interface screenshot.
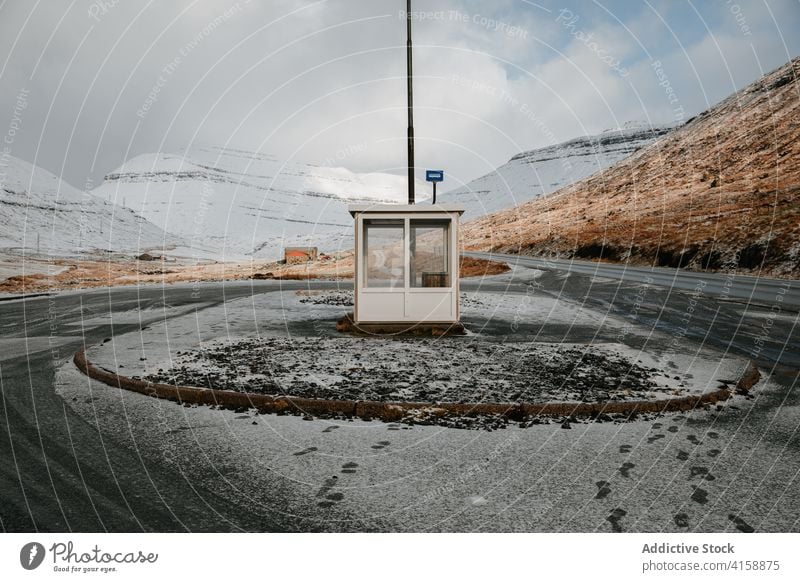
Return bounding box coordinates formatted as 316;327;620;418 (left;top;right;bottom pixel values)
349;204;464;324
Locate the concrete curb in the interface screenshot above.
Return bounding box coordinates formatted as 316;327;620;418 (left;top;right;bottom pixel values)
73;349;760;423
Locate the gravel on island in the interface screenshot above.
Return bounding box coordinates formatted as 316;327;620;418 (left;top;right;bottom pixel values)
143;335;679;404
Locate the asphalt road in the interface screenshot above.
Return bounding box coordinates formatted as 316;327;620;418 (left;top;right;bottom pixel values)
466;252;800;372
467;251;800;311
0;281;332;532
0;256;798;531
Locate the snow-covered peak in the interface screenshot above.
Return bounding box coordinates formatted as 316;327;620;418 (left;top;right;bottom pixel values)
105;146;422;203
1;155;86;204
0;154;174;255
108;153;208;176
94;146;426;260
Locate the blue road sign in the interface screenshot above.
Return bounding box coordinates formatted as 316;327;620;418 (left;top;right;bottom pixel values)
426;170;444;182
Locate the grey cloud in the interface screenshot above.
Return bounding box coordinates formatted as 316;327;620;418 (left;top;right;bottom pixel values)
0;0;797;192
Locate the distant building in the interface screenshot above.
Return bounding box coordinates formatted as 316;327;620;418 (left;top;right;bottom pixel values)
284;247;318;265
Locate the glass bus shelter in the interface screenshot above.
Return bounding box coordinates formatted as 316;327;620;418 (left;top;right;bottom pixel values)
348;204;464;324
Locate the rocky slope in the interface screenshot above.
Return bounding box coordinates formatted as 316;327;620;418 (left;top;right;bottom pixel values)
93;146;427;260
0;154;173;256
462;58;800;277
446;122;675;218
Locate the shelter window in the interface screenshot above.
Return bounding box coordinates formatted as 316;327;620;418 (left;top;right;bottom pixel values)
363;219;405;288
410;219;450;288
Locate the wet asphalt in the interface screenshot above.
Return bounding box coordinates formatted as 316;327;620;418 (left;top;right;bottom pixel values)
0;256;797;532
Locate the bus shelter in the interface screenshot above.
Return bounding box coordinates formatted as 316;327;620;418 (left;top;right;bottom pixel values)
348;204;464;325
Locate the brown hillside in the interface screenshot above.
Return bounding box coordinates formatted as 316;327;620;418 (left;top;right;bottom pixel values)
462;57;800;277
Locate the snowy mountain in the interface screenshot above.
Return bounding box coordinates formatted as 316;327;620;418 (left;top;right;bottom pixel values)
91;129;675;261
444;123;676;218
93;146;427;260
462;58;800;276
0;154;173;256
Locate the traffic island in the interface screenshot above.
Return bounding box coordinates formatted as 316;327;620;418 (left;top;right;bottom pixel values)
73;346;760;429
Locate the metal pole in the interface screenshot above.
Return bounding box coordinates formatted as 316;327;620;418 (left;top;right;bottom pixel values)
406;0;415;205
433;181;436;204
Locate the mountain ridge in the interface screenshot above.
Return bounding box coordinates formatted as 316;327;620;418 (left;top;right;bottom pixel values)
93;146;430;260
444;123;676;219
0;154;174;256
462;57;800;277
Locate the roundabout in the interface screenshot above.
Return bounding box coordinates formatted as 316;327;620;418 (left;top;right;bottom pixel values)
72;288;760;428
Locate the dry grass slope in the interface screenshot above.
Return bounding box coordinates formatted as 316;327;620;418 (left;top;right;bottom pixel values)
0;253;508;294
463;57;800;277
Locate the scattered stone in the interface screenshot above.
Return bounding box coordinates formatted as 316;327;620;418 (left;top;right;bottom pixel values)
144;336;664;407
298;290;354;307
134;331;731;431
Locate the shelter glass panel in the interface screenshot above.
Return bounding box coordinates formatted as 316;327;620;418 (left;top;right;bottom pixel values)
410;219;450;288
364;219;405;288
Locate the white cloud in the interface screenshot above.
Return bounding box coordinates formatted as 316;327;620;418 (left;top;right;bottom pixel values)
0;0;796;191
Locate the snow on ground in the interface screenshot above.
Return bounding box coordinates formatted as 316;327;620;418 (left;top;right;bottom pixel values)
54;356;791;532
82;285;748;408
52;270;790;532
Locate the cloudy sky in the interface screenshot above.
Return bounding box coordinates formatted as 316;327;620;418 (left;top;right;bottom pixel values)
1;0;798;191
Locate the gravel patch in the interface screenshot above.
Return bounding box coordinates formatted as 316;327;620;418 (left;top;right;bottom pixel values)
298;290;354;307
143;336;673;404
